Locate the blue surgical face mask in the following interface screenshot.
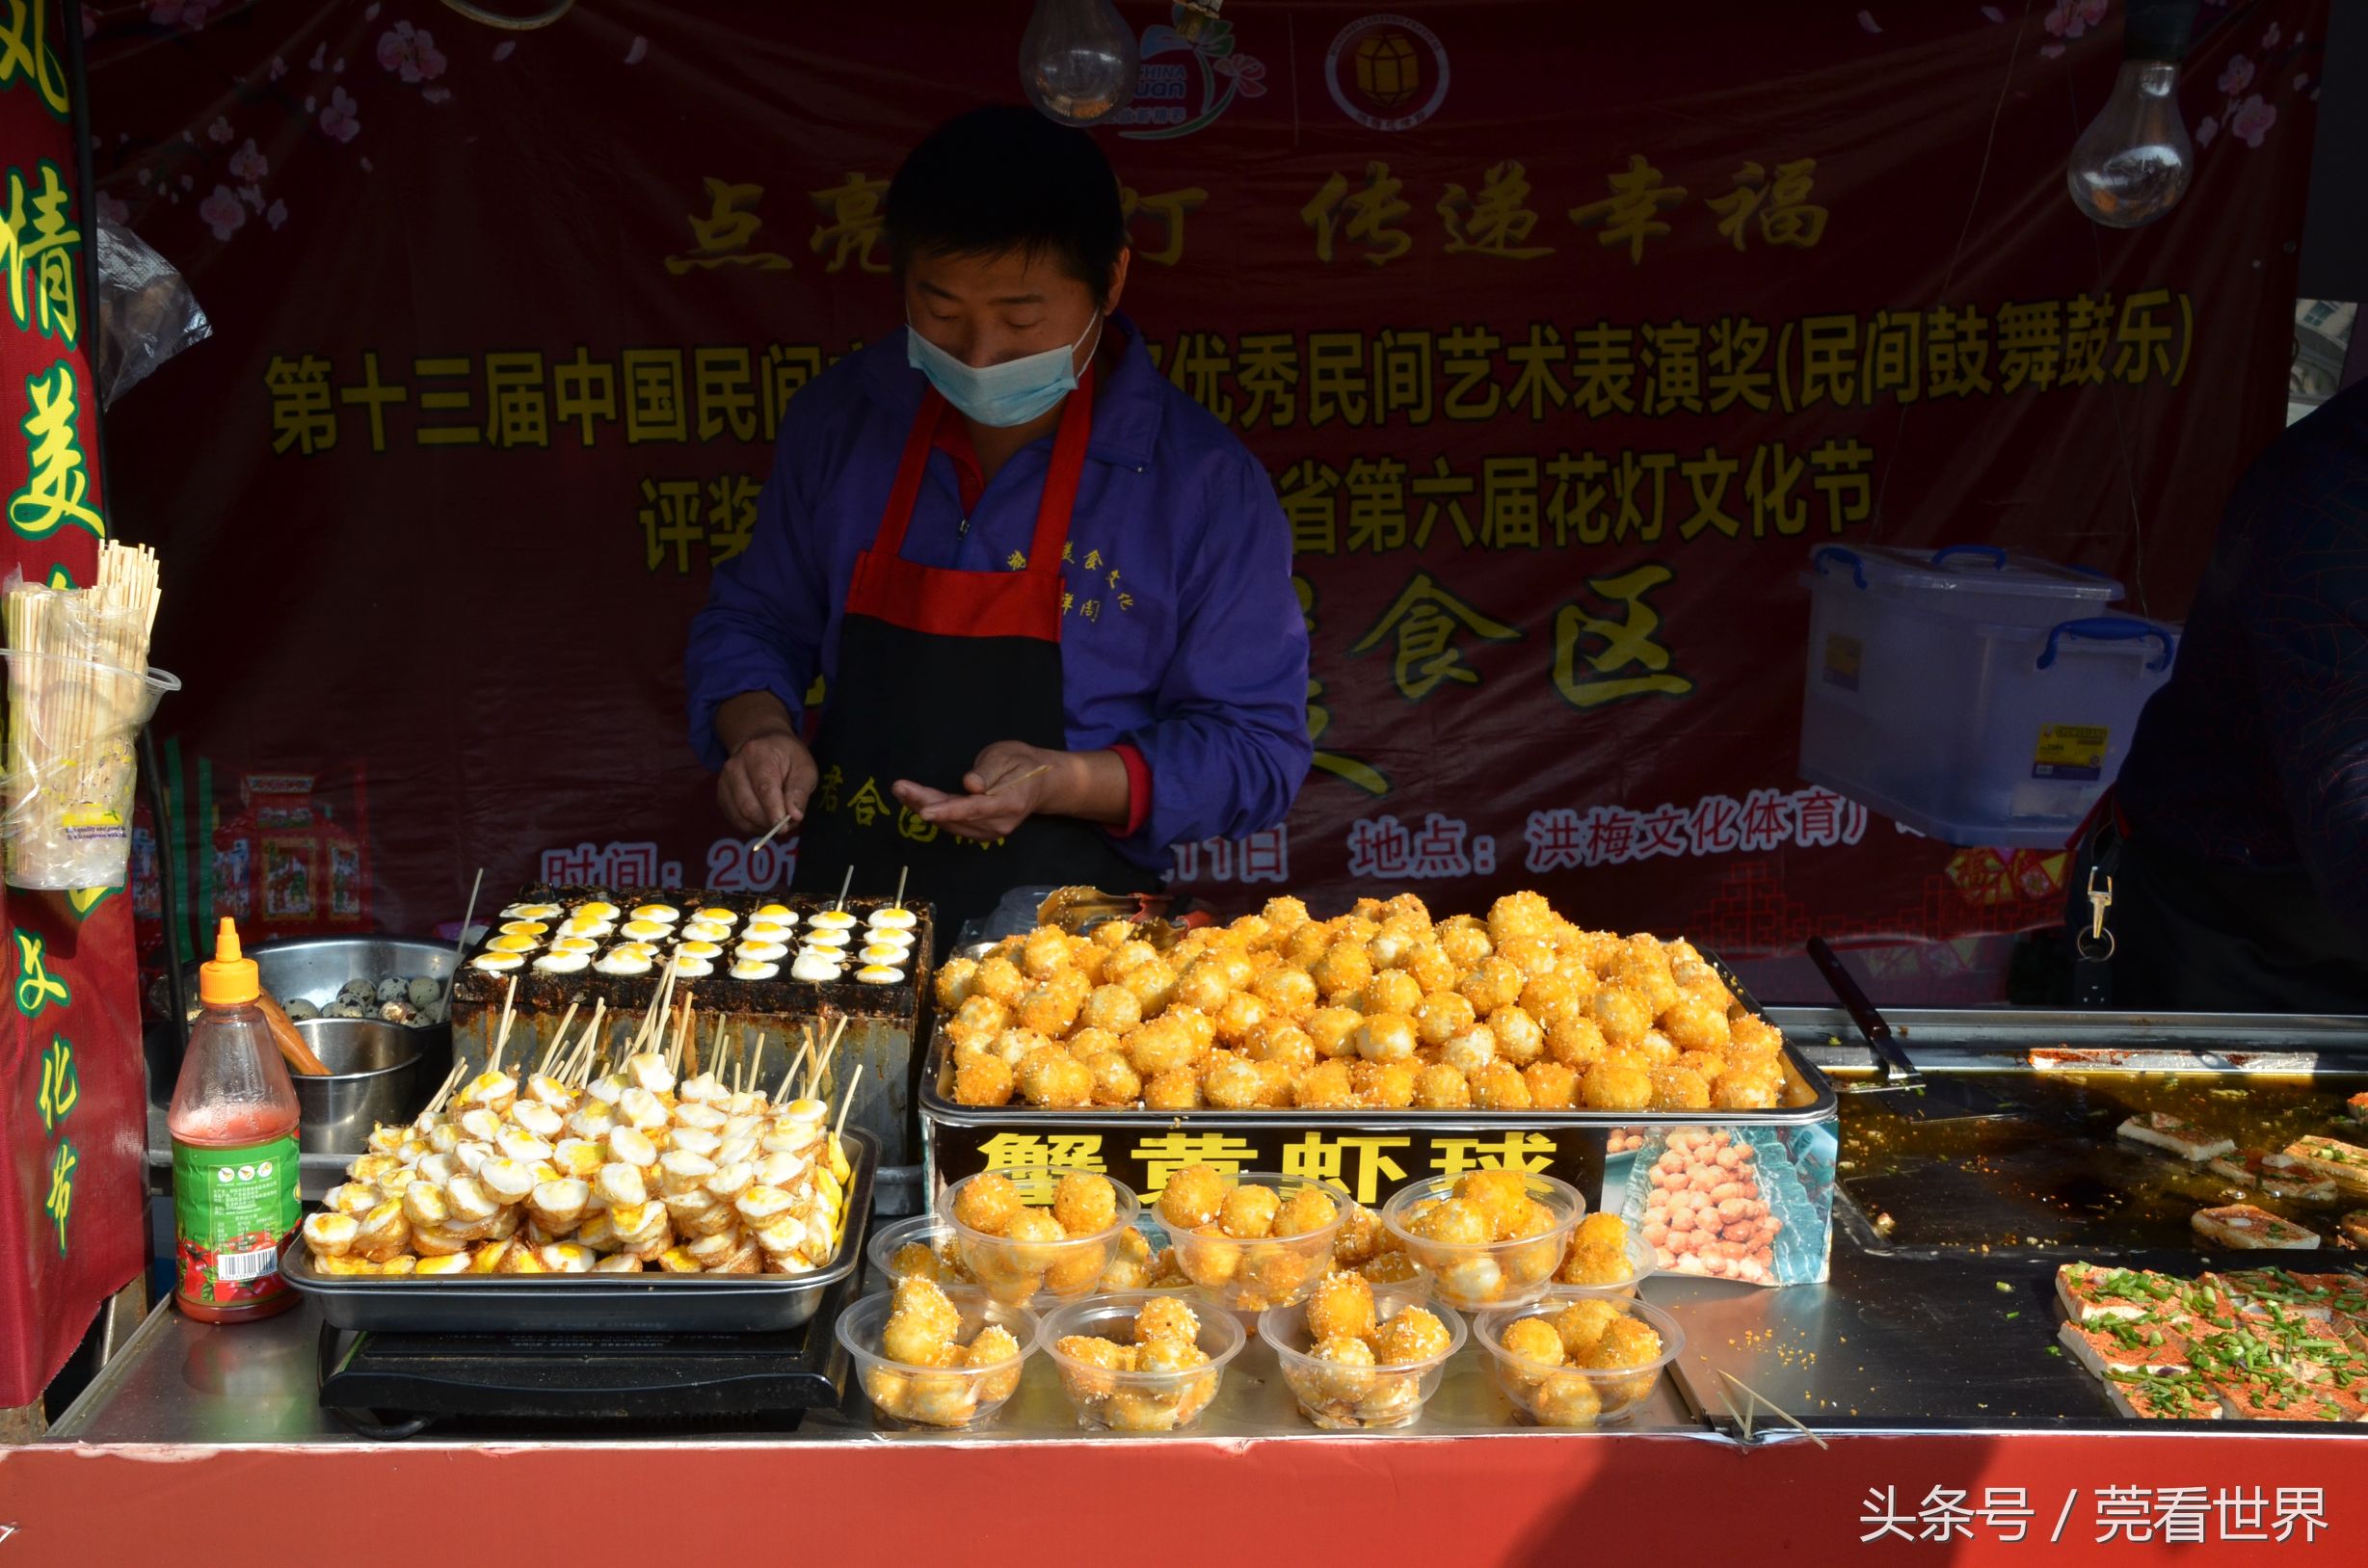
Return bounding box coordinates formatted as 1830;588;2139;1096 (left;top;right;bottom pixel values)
906;310;1103;428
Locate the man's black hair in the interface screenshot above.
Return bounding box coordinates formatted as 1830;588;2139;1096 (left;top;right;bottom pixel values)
886;104;1129;303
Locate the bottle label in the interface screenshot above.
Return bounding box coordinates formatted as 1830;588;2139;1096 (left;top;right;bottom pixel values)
172;1134;300;1309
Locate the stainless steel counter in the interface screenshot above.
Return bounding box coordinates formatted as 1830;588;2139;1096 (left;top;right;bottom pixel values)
49;1293;1700;1447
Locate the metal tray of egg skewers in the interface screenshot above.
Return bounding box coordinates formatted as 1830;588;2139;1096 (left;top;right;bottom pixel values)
285;1129;876;1334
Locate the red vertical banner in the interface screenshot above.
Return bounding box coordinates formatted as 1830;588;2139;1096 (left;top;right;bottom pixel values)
1;0;147;1406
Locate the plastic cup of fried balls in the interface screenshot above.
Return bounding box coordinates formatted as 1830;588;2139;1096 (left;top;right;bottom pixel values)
1040;1291;1246;1432
1261;1277;1467;1430
1474;1292;1685;1427
1555;1212;1657;1296
1379;1168;1584;1312
1155;1164;1352;1313
873;1209;1173;1295
837;1278;1043;1429
937;890;1792;1117
937;1167;1144;1306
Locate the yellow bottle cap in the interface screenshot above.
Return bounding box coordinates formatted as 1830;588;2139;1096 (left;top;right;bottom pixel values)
199;917;260;1006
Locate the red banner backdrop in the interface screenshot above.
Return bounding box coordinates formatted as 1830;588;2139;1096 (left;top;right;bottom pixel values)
82;0;2327;1000
1;0;149;1408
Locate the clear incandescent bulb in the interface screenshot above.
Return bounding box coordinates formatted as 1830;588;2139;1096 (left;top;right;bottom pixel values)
2066;60;2193;227
1020;0;1139;127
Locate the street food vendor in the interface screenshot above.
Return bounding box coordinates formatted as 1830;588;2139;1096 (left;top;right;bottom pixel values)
2079;378;2368;1012
686;105;1311;929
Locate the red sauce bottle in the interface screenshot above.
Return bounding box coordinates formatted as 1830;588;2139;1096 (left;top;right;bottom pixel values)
169;918;301;1323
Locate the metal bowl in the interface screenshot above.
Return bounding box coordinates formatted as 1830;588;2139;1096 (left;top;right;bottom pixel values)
174;931;454;1066
291;1018;421;1156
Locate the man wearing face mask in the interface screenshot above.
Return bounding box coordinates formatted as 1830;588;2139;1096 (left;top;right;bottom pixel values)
685;105;1313;931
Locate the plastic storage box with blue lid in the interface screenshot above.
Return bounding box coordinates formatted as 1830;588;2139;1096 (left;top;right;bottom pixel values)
1796;544;2178;848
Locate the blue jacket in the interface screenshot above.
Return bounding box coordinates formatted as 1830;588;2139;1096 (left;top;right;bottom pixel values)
685;315;1312;867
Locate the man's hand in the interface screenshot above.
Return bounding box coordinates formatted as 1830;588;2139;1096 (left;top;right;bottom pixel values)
715;693;817;836
893;741;1066;841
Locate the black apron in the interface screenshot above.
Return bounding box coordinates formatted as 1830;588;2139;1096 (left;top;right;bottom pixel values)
793;372;1157;936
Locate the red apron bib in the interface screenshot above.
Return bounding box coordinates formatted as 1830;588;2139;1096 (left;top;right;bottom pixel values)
793;374;1157;935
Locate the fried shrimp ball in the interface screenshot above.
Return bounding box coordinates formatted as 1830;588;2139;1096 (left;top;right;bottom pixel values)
964;1324;1026;1402
1296;1058;1359;1109
1501;1316;1567;1369
1458;958;1527;1016
1518;972;1582;1024
1086;1052;1143;1107
1660;996;1731;1055
1067;1025;1122;1060
1219;1183;1282;1239
1285;920;1335;970
934;957;980;1009
888;1241;945;1282
1158;1164;1230;1231
1329;1206;1387;1270
1582;1054;1656;1111
1713;1068;1783;1111
945;995;1010;1054
1017;1048;1092;1108
974;954;1026;1006
1532;1371;1605;1428
1021;926;1072;980
1402;940;1459;996
882;1277;963;1364
1115;957;1178;1014
1648;1065;1713;1110
1304;1334;1379;1402
1262;895;1313;937
952;1173;1023;1236
1124;1016;1198;1077
1101;1225;1156;1290
1575;1316;1665;1373
1611;940;1682;1016
1436;918;1494;970
1304;1270;1376;1342
1080;983;1143;1035
1413;1062;1474;1109
1249;1022;1317;1076
1487;890;1556;946
1252;963;1317;1018
1547;1014;1610;1070
1353;1059;1419;1110
1305;1006;1365;1059
1052;1172;1119;1236
1203;1054;1266;1110
1574;1213;1630;1252
1354;1010;1419;1064
1491;1005;1546;1066
1414;991;1478;1050
1442;1023;1497;1076
1365;914;1428;970
1472;1060;1534;1109
1589;986;1654;1050
1312;941;1373;1000
1273;1186;1341;1238
1360;968;1424;1019
1143;1068;1203;1111
1134;1295;1201;1345
1524;1061;1580;1108
1174;958;1233;1015
1560;1244;1636;1288
1497;934;1558;980
1170;1006;1218;1056
1459;1170;1531;1235
952;1055;1015;1107
1414;1198;1493;1247
1214;991;1268;1047
1553;1297;1624;1357
1372;1306;1453;1366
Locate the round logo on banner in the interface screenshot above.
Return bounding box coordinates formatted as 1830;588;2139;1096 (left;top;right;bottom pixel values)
1325;14;1450;132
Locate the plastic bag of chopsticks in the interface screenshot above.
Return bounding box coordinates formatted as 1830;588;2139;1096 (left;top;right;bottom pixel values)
1;546;178;889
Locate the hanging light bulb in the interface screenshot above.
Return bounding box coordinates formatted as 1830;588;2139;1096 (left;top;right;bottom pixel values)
1021;0;1140;127
2066;0;2200;228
